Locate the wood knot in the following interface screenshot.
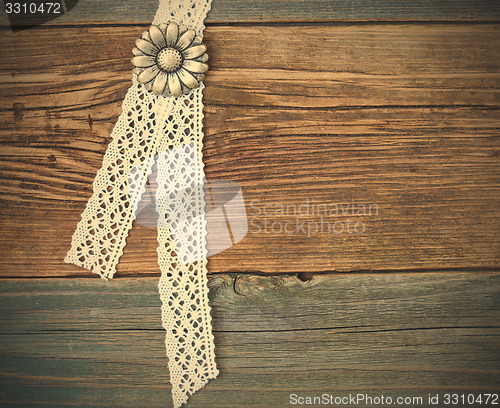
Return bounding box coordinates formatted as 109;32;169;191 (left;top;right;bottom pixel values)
297;272;313;282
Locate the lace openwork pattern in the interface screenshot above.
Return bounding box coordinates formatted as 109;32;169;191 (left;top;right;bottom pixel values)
65;0;216;407
64;79;164;279
153;0;212;34
155;87;218;407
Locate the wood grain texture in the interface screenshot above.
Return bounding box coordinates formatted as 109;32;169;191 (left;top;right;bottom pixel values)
0;25;499;277
1;0;500;26
0;24;499;276
0;272;498;407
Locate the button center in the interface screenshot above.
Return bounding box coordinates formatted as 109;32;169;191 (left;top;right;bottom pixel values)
157;48;183;73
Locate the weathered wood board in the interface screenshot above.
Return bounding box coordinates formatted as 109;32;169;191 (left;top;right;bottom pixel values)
1;0;500;26
0;1;499;407
0;272;498;407
0;25;499;276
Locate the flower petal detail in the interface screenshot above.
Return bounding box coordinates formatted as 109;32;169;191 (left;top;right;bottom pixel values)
176;29;196;51
153;72;168;96
183;44;206;60
132;55;156;68
183;60;208;74
166;22;179;47
138;65;159;84
149;25;166;49
177;68;199;89
197;53;209;63
168;73;182;97
135;39;158;56
158;23;168;34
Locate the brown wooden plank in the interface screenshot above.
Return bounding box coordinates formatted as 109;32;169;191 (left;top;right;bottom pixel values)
0;273;499;407
0;25;499;277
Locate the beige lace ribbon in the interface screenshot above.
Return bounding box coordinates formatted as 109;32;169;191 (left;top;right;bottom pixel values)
64;1;218;407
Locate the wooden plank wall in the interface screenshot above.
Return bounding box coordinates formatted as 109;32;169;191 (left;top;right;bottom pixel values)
0;0;499;407
1;26;499;276
1;273;499;407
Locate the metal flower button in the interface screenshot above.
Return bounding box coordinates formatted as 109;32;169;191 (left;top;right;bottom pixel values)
132;22;209;97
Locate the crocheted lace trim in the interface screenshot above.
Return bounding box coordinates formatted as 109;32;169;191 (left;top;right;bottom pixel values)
65;1;217;407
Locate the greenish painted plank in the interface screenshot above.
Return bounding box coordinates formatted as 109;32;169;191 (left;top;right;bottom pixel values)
0;273;499;407
1;273;499;332
0;0;499;26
